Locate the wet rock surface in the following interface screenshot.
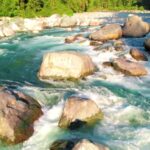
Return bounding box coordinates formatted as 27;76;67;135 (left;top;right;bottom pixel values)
50;139;109;150
38;51;95;80
144;38;150;52
89;24;122;41
112;58;148;76
0;86;43;144
58;96;103;129
130;48;148;61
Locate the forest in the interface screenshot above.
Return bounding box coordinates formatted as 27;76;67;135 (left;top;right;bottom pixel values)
0;0;149;18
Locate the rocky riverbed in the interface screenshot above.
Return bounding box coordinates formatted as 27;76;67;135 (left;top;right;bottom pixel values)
0;12;150;150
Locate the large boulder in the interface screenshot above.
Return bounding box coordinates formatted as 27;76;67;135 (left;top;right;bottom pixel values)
112;58;147;76
50;139;109;150
0;86;43;144
122;15;149;37
144;38;150;52
89;24;122;41
38;51;95;80
58;96;103;129
130;48;148;61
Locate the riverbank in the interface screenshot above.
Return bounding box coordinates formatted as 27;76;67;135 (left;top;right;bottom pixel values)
1;11;150;39
0;12;114;38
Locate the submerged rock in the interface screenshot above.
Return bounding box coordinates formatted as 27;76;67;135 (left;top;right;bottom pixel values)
114;45;124;51
144;38;150;52
65;34;85;43
130;48;148;61
90;41;103;46
113;39;125;46
112;58;147;76
58;96;103;129
103;61;113;67
50;139;75;150
0;86;43;144
122;15;149;37
50;139;109;150
89;24;122;41
38;51;95;80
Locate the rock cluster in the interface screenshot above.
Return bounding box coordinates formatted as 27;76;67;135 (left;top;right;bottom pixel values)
38;51;95;81
0;13;149;150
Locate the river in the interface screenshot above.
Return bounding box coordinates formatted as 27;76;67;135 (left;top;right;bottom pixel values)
0;12;150;150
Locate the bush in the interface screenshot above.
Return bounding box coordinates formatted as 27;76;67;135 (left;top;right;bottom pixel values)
0;0;145;18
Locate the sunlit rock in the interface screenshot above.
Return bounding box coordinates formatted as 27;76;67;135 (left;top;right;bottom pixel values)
38;51;95;80
58;96;103;129
122;15;149;37
0;86;43;144
89;24;122;41
130;48;148;61
112;58;147;76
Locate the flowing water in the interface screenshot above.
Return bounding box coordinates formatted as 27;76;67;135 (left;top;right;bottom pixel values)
0;12;150;150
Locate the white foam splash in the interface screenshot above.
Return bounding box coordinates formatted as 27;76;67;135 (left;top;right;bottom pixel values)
0;49;7;56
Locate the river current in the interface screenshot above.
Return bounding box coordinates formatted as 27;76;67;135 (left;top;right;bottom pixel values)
0;12;150;150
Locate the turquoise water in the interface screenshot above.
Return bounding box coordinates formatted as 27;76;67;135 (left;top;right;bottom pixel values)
0;13;150;150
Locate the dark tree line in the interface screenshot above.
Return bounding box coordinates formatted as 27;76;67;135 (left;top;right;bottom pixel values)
0;0;148;18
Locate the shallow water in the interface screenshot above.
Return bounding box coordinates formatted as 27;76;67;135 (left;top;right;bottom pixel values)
0;12;150;150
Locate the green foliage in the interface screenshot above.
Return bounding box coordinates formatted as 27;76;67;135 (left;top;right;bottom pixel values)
62;0;90;12
0;0;146;18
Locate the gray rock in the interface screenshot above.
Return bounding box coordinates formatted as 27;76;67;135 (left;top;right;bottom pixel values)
0;86;43;144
